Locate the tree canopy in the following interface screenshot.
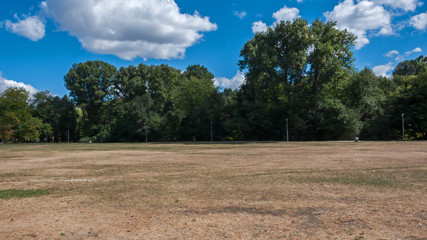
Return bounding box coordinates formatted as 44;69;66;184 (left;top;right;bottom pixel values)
1;19;425;143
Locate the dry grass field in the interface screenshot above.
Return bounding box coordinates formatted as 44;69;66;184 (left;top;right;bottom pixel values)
0;141;426;239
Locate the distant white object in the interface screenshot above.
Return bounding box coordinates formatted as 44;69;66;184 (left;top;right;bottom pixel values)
89;140;92;144
355;137;359;142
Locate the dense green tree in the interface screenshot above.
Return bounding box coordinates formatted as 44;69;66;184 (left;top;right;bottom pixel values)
184;64;215;83
177;65;222;140
0;88;32;122
16;117;43;142
343;68;397;139
308;20;356;95
393;55;427;77
238;19;357;140
389;73;427;140
144;64;186;141
0;88;32;142
0;88;54;143
237;19;312;140
31;91;78;142
217;88;240;140
64;60;117;138
114;64;149;100
110;94;155;141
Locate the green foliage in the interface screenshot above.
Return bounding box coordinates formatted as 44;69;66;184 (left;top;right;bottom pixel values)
389;73;427;139
393;55;427;77
31;91;77;142
3;19;424;142
17;117;43;142
177;66;222;141
0;88;32;126
64;60;117;137
238;19;357;140
0;88;45;142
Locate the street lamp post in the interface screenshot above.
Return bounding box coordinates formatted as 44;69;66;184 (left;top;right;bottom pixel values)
286;119;289;142
144;126;148;143
401;113;405;141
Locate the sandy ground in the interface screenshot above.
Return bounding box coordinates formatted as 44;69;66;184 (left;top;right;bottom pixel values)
0;141;426;239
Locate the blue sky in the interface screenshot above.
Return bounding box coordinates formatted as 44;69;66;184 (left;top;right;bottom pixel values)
0;0;426;96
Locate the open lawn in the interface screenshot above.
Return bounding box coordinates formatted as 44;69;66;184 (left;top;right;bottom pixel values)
0;142;426;239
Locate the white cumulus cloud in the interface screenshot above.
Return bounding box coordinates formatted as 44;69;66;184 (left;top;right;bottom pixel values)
385;50;399;58
368;0;421;12
214;71;246;90
252;5;300;34
0;73;38;95
325;0;393;50
373;62;394;77
410;12;427;30
234;11;247;19
273;6;300;23
3;15;45;41
252;21;268;33
385;49;404;61
405;47;422;55
44;0;217;60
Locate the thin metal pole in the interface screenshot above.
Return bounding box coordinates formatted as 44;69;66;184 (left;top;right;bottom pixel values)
210;121;213;142
286;119;289;142
145;127;148;143
401;114;405;141
67;129;70;143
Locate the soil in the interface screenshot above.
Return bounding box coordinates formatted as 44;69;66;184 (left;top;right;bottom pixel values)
0;141;426;239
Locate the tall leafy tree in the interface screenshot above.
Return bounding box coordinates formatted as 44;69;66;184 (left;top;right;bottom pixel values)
0;87;52;142
64;60;117;138
110;64;154;141
343;68;397;139
238;19;357;140
177;65;222;141
145;64;185;141
32;91;78;142
0;88;32;142
238;19;312;140
393;55;427;77
389;72;427;140
308;20;356;95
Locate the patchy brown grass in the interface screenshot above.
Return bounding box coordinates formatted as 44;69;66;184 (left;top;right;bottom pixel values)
0;141;426;239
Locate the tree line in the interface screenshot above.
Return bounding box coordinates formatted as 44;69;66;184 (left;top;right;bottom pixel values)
1;19;426;143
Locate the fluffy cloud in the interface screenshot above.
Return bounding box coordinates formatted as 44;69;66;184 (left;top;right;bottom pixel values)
252;21;268;33
252;5;300;33
385;50;399;58
214;71;245;90
373;62;394;77
385;49;404;61
272;6;300;23
383;47;422;63
43;0;217;60
405;47;422;55
0;73;38;95
325;0;392;50
369;0;421;12
3;15;45;41
410;12;427;30
234;11;247;19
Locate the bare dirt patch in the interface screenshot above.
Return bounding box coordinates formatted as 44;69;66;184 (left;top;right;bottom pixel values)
0;141;426;239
